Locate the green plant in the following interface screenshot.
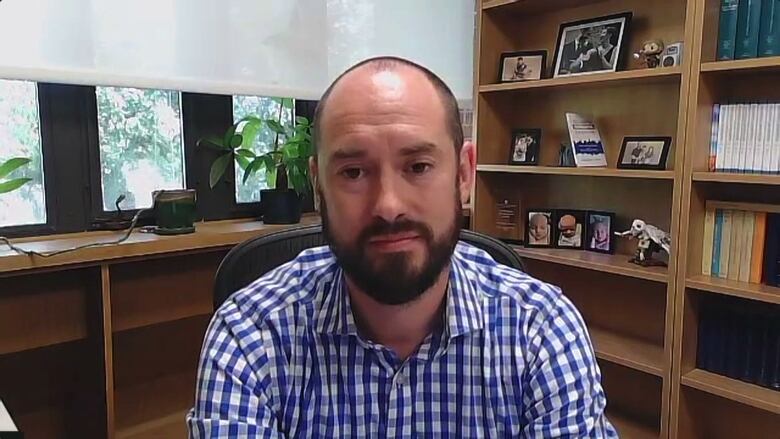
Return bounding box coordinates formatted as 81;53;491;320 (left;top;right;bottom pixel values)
0;157;32;194
199;98;313;196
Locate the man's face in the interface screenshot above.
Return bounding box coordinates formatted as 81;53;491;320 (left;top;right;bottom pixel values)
312;67;476;306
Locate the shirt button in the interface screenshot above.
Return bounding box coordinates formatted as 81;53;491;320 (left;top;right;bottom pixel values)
396;372;408;386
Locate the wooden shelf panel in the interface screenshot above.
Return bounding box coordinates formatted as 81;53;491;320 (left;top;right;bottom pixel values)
693;172;780;185
705;200;780;215
479;68;681;93
590;327;664;377
686;275;780;305
681;369;780;415
117;411;186;439
513;247;668;283
701;57;780;73
477;164;675;179
481;0;607;14
608;411;659;439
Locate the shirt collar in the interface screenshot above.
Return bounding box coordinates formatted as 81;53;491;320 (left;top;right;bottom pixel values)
314;245;485;339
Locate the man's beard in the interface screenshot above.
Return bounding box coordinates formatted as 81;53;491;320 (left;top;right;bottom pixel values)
320;190;462;306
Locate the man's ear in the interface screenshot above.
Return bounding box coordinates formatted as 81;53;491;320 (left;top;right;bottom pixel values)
458;141;476;205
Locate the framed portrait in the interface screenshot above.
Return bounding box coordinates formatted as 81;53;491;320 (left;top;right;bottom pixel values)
499;50;547;82
509;129;541;165
617;136;672;170
554;210;586;250
494;199;523;243
525;209;554;248
586;211;615;254
552;12;632;78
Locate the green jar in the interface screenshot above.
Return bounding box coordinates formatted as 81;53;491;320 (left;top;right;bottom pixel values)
153;189;197;235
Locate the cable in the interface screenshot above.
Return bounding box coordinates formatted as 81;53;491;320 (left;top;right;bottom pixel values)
0;196;154;258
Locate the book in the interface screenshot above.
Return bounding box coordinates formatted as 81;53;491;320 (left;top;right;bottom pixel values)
759;0;780;56
773;104;780;174
718;0;742;60
703;207;716;276
719;209;734;278
565;113;607;167
736;0;763;59
710;104;721;172
751;211;767;283
713;209;724;276
728;210;744;280
715;104;730;172
739;211;755;282
763;213;780;286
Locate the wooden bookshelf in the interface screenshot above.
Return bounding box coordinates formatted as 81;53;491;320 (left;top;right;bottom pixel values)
670;0;780;437
514;247;668;283
473;0;695;436
477;164;676;179
609;411;660;439
681;369;780;415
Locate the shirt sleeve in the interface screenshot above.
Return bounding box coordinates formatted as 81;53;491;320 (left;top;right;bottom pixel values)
186;308;283;439
521;294;618;438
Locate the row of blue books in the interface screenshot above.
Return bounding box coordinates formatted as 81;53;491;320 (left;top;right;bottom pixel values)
697;295;780;390
717;0;780;60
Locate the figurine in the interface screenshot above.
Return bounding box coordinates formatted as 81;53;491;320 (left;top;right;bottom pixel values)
558;142;575;167
614;219;671;267
633;39;665;69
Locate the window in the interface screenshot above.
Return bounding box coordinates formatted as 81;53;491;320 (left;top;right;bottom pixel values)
0;80;46;228
232;95;293;203
95;87;185;211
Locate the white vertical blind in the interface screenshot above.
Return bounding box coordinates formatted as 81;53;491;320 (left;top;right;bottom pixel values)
0;0;474;99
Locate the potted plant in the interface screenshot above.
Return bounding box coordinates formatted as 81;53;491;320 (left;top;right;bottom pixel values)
199;99;313;224
0;157;32;194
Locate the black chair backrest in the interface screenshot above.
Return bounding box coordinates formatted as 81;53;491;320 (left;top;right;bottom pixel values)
213;224;525;309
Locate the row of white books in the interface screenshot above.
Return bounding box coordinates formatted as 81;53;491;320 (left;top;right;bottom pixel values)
709;103;780;173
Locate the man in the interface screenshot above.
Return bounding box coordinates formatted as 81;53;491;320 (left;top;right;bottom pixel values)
187;56;615;437
560;29;588;75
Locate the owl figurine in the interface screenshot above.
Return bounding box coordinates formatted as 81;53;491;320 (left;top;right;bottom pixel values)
614;219;671;267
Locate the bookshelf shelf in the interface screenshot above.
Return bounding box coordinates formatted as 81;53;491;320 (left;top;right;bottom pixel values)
686;275;780;305
705;200;780;215
608;411;660;439
513;247;668;283
479;68;681;94
681;369;780;415
693;172;780;185
590;327;665;377
477;164;675;180
481;0;606;14
116;411;185;439
700;57;780;74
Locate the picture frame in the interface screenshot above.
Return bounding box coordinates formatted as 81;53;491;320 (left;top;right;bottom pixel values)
554;209;586;250
586;211;615;254
498;50;547;82
617;136;672;170
494;199;523;243
509;128;541;165
552;12;633;78
525;209;554;248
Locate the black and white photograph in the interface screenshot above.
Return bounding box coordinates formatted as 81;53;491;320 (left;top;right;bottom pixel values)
525;210;553;247
617;136;672;170
499;50;547;82
554;210;585;249
586;211;615;254
509;128;541;165
553;12;632;78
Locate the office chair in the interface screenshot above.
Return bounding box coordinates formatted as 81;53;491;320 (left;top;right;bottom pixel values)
213;224;525;309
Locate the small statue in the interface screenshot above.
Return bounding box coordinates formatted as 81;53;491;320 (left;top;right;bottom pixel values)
614;219;671;267
558;142;575;167
633;39;665;69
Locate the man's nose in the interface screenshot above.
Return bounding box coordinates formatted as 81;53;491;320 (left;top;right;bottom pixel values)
372;174;405;223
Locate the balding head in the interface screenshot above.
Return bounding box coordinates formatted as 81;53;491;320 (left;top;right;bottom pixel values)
312;57;464;157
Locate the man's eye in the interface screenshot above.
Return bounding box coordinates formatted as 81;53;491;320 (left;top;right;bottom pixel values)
409;163;432;174
340;168;363;179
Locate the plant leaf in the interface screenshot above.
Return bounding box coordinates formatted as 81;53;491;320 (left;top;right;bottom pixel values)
235;117;263;150
236;155;251;171
0;177;32;194
280;98;294;110
209;153;232;189
242;157;265;185
196;136;229;151
223;124;237;148
235;148;256;158
229;134;244;149
265;119;286;135
0;157;31;179
281;143;300;159
295;116;310;126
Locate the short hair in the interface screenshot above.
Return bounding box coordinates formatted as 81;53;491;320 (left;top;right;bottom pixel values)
312;56;464;156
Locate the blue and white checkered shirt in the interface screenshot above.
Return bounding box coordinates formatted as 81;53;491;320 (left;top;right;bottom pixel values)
187;243;616;438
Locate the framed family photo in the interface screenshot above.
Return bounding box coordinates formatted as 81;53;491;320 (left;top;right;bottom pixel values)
554;210;585;250
552;12;632;78
499;50;547;82
586;211;615;254
525;209;553;248
509;129;541;165
617;136;672;170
